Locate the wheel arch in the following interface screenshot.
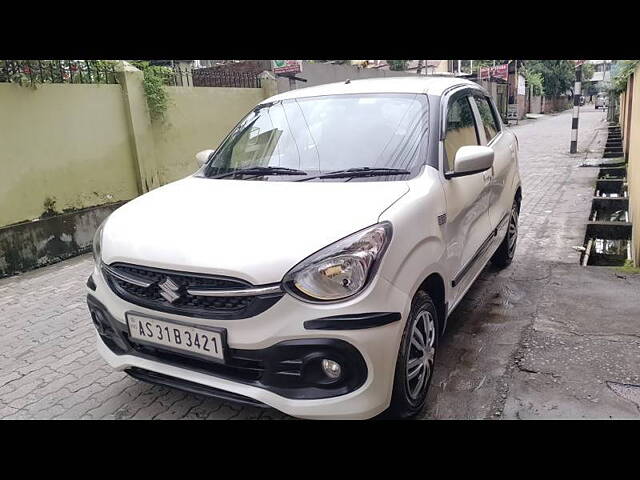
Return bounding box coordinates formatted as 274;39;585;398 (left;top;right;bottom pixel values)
415;272;447;336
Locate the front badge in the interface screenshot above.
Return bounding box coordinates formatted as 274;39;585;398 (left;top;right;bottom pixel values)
158;277;181;303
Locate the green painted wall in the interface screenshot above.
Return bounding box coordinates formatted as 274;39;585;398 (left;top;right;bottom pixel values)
0;73;271;230
152;86;266;184
0;83;140;227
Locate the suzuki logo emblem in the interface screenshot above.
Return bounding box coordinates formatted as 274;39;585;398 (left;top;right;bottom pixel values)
158;277;181;303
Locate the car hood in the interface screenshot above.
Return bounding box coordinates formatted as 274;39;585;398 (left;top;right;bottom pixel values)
101;176;410;284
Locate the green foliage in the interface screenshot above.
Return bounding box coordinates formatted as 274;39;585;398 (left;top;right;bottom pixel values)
522;67;545;96
584;82;599;97
387;60;410;71
616;259;640;274
611;60;640;94
581;62;594;82
130;61;174;120
526;60;575;97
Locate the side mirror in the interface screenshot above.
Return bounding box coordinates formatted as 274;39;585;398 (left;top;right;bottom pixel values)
195;149;215;167
449;145;494;178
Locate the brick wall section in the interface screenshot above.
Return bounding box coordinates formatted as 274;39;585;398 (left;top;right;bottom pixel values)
543;96;571;113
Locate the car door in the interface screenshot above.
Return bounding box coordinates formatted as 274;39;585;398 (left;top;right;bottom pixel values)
471;93;516;238
440;90;493;306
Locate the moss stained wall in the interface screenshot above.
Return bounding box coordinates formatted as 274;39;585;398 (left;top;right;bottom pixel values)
0;83;140;227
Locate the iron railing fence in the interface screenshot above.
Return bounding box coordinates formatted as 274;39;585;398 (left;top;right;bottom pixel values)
168;66;262;88
0;60;118;85
1;61;262;88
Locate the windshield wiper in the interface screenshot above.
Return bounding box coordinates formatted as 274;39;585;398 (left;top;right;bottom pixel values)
211;166;308;179
297;167;410;182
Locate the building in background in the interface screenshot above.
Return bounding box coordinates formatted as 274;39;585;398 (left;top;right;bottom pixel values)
584;60;614;99
588;60;613;84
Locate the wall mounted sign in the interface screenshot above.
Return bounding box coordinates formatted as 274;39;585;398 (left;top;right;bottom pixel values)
272;60;303;75
479;63;509;81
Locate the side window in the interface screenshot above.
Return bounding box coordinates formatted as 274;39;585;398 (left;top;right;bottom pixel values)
444;96;479;171
474;95;501;143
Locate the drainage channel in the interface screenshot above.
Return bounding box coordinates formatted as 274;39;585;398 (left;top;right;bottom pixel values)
580;124;632;267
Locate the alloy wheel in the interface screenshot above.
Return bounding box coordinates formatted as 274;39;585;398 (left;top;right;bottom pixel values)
507;206;519;256
406;309;436;401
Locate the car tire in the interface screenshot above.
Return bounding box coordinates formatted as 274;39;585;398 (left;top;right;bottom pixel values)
384;290;439;419
491;199;520;268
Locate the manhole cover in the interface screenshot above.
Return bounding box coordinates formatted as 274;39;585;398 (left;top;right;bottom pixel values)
607;381;640;409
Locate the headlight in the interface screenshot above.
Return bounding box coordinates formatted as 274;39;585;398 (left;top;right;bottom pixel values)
282;222;392;302
92;219;107;265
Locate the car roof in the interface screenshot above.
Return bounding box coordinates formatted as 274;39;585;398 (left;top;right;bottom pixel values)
261;76;482;104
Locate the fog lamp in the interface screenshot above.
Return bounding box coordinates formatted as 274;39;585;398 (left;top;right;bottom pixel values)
321;359;342;379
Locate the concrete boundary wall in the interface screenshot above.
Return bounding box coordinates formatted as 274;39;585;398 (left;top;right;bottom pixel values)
153;86;266;184
624;67;640;266
0;202;124;278
0;63;273;277
0;82;140;228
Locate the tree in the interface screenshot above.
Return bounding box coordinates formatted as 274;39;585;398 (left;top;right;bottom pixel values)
522;67;544;96
611;60;640;94
526;60;575;97
387;60;410;71
581;62;594;82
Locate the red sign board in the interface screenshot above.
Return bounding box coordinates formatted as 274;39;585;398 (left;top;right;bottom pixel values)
272;60;302;75
479;63;509;81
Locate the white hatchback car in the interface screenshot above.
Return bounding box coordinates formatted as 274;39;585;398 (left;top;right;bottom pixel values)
88;76;521;419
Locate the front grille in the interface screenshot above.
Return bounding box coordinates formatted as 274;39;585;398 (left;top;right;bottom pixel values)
102;263;282;320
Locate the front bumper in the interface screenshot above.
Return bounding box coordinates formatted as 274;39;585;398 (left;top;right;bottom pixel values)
88;264;411;420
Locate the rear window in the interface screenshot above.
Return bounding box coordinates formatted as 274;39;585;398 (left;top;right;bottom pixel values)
206;93;430;180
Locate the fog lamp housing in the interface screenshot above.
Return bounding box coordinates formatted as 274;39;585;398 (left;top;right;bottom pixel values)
321;359;342;379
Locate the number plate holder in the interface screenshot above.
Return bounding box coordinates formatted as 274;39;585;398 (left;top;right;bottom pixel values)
125;311;228;364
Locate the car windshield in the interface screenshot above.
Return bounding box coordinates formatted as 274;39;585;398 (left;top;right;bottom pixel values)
204;93;429;181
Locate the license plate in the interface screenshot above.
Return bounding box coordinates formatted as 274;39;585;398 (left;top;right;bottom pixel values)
126;313;226;361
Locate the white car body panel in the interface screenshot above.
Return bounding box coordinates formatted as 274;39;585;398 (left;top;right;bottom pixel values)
102;177;409;285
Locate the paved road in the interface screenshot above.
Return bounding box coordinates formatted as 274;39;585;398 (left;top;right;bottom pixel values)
2;105;636;420
421;105;640;419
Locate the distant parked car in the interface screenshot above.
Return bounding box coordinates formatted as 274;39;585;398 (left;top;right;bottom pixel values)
595;94;608;109
87;76;522;419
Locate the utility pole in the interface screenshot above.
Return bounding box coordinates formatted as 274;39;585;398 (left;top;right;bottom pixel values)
570;62;583;154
